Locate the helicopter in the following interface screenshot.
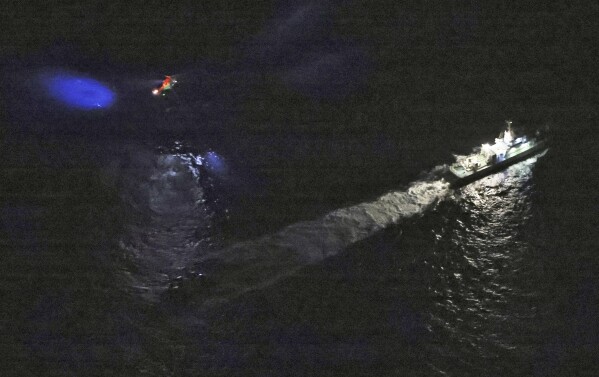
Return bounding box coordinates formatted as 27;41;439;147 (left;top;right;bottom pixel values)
152;75;177;96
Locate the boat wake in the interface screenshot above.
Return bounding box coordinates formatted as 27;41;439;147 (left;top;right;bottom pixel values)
162;177;451;306
119;149;547;306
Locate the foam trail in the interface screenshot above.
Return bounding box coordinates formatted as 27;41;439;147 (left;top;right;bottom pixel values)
184;178;450;306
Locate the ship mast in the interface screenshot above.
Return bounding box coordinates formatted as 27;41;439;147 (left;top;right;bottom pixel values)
503;120;514;144
506;120;513;132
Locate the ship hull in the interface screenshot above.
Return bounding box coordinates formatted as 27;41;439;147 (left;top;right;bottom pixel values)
447;139;548;188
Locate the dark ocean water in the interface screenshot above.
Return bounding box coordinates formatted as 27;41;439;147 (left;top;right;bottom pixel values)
2;1;598;376
2;100;597;377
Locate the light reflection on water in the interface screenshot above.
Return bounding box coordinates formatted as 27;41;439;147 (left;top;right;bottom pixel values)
114;142;227;298
420;155;546;375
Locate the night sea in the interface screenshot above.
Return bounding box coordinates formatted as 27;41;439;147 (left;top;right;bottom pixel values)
1;1;598;376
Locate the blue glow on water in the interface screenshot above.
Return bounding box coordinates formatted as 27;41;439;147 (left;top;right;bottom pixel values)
203;151;227;174
42;73;115;110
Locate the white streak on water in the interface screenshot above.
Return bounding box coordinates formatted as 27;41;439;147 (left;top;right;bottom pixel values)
188;179;450;305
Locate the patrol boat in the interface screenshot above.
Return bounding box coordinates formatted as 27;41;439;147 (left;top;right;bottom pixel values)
447;121;548;188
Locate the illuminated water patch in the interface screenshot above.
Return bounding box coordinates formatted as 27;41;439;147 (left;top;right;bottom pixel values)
203;151;227;174
41;73;115;110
